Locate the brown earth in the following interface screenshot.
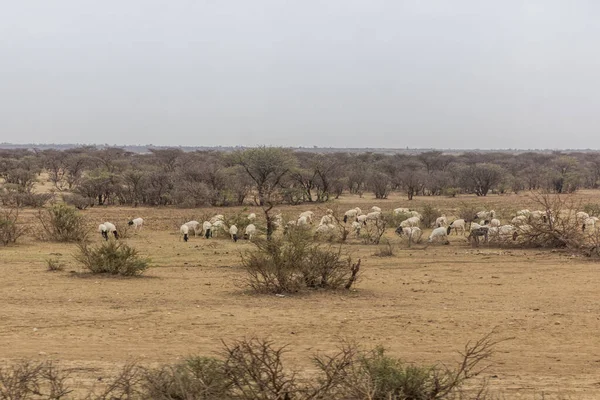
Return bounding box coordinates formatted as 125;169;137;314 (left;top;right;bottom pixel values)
2;191;600;398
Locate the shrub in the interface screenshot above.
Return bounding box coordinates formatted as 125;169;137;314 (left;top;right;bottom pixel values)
583;203;600;217
361;217;387;245
0;207;28;246
0;360;72;399
75;240;150;276
373;239;395;257
420;204;440;228
242;229;360;294
385;211;411;228
458;203;480;223
62;193;95;210
36;204;88;242
45;257;64;272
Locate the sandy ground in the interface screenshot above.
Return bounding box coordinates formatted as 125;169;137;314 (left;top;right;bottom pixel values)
2;192;600;398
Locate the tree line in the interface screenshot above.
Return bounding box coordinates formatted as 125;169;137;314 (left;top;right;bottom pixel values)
0;147;597;208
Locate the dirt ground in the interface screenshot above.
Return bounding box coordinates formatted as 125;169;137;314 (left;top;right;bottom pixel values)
3;191;600;398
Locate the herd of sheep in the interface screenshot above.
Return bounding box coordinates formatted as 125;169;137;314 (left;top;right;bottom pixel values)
95;205;599;247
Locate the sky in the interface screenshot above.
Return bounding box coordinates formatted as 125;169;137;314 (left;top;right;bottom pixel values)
1;0;599;149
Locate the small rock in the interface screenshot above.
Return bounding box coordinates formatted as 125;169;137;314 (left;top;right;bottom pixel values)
39;351;47;356
33;328;38;332
275;294;285;298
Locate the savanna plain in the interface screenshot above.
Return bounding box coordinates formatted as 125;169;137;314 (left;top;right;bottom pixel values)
3;191;600;399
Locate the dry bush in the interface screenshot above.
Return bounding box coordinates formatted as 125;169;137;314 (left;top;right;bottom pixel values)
0;185;54;208
514;193;584;249
36;204;88;242
75;241;150;276
583;203;600;217
242;229;361;294
0;360;72;399
0;333;504;400
386;211;412;228
0;206;28;246
373;239;395;257
458;203;480;223
361;218;387;245
46;257;65;272
421;204;440;228
142;357;229;400
62;193;95;210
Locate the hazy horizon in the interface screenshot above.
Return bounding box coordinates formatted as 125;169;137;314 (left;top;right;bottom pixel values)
2;1;599;149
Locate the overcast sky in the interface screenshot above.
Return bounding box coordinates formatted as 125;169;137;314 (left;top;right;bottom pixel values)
1;1;599;149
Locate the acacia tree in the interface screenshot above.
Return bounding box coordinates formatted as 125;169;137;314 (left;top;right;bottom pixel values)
233;147;296;238
461;164;504;196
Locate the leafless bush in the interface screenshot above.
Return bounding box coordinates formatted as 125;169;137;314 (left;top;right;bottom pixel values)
36;204;88;242
63;193;95;210
0;206;28;246
373;239;395;257
514;193;584;249
0;360;72;399
242;229;361;294
361;218;387;245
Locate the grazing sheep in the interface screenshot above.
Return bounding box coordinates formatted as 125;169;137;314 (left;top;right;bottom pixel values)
530;210;547;223
299;211;314;224
446;219;466;236
516;209;531;217
211;220;226;236
184;221;201;236
103;222;118;239
428;227;450;244
297;215;309;227
244;224;257;240
476;210;496;220
400;216;420;228
180;224;190;242
315;223;335;236
583;217;598;232
326;209;334;215
468;226;489;246
395;226;422;243
320;214;334;225
489;218;501;227
435;215;448;228
98;224;109;240
408;211;422;219
393;207;410;215
202;221;213;239
366;211;381;221
356;214;368;225
209;214;225;224
576;212;590;223
351;221;362;237
511;215;528;226
343;208;360;223
128;217;144;230
247;213;257;221
371;206;382;213
229;225;239;242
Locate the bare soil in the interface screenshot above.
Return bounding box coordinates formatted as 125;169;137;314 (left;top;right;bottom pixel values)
2;191;600;398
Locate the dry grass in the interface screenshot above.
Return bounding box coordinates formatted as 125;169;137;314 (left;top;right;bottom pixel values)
3;191;600;398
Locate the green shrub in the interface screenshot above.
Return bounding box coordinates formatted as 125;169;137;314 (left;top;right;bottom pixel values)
75;240;149;276
420;204;440;228
242;229;360;294
36;204;88;242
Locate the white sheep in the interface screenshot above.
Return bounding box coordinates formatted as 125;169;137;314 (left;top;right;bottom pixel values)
185;221;201;236
408;211;422;219
247;213;257;221
211;220;226;236
209;214;225;224
366;211;382;221
371;206;382;213
343;208;359;223
400;216;420;228
393;207;410;215
447;219;466;235
351;221;362;237
180;224;190;242
356;214;368;225
516;209;531;217
299;211;314;224
315;223;335;236
428;227;449;244
511;215;528;226
435;215;448;228
576;212;590;223
128;217;144;230
395;226;422;243
489;218;501;227
98;224;109;240
202;221;213;239
102;222;118;239
229;225;239;242
297;215;309;227
320;214;334;225
244;224;257;240
583;217;598;232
